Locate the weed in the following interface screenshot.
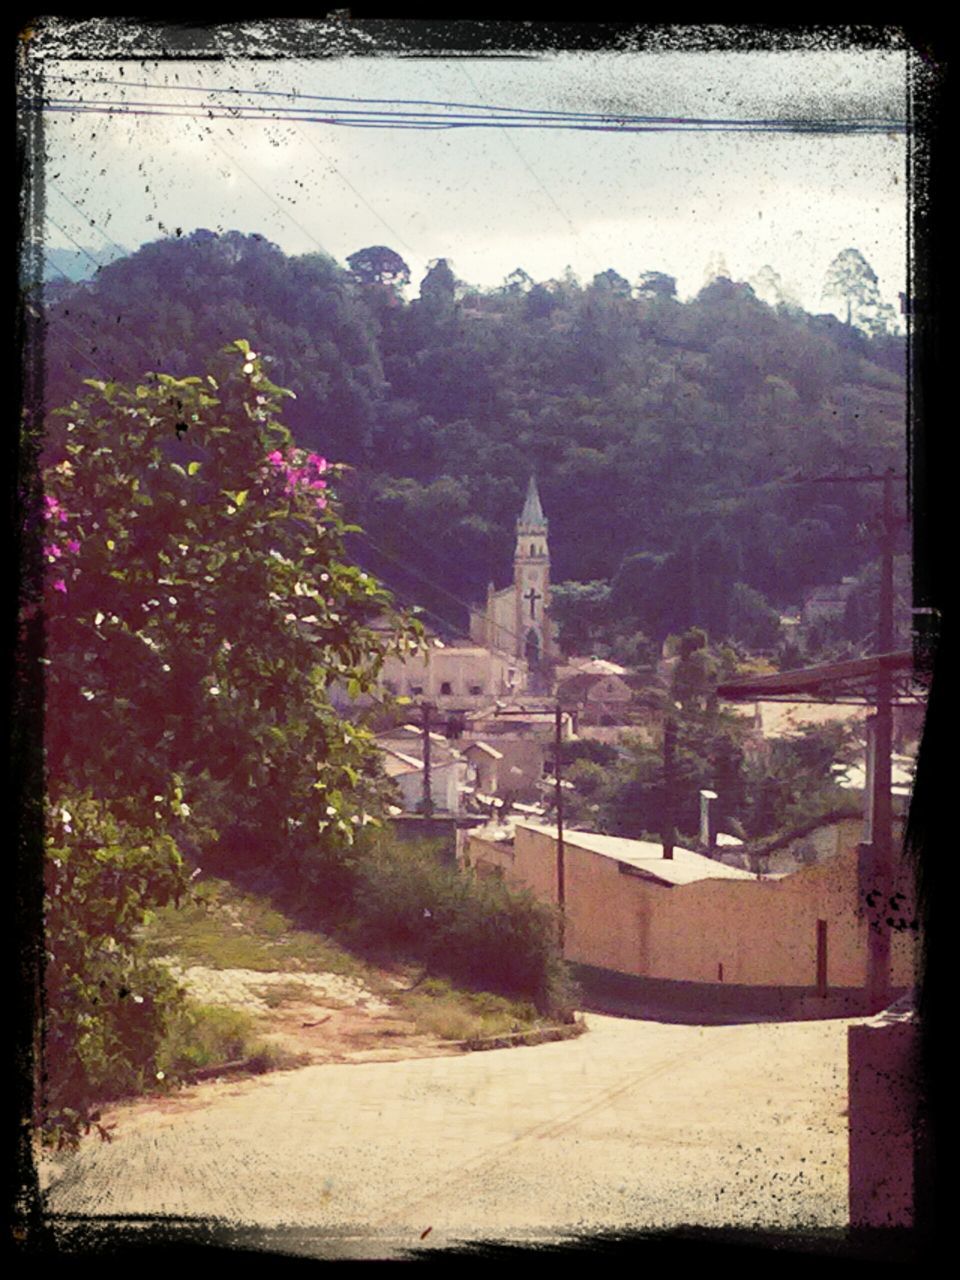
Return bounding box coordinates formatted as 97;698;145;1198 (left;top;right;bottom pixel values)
157;1001;268;1075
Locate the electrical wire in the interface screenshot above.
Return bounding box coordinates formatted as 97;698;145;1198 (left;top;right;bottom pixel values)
29;93;906;135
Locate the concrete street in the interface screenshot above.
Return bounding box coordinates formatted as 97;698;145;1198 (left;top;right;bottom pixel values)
41;1012;855;1258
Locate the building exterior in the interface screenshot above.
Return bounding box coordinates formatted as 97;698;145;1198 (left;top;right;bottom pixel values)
378;640;526;710
470;476;556;681
461;702;574;801
460;740;502;798
463;821;917;1012
557;671;633;727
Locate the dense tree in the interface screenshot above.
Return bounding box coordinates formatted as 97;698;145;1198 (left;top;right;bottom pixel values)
636;270;677;299
41;231;907;642
347;245;411;292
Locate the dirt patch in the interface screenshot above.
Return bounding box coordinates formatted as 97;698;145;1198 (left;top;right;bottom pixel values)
258;1000;463;1065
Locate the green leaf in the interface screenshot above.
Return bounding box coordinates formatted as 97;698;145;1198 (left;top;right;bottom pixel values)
187;461;202;476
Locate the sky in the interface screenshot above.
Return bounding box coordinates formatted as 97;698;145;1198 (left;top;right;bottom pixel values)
30;37;910;320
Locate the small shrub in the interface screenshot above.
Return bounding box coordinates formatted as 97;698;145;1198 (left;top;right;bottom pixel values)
158;1002;260;1074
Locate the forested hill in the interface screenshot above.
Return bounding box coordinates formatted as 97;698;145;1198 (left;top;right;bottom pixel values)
41;231;907;648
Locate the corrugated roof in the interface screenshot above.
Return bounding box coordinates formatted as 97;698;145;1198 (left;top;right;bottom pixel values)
516;823;762;886
716;651;918;703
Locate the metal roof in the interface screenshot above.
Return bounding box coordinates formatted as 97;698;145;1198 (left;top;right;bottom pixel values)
716;650;924;705
516;824;761;886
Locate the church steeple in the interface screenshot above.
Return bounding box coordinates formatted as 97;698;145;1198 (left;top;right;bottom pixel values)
517;474;547;532
514;475;552;672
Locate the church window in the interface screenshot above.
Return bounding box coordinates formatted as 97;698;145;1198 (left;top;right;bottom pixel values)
440;681;453;695
530;543;536;556
469;684;483;695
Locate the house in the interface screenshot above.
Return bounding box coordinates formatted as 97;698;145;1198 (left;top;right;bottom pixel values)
459;739;503;798
378;742;469;815
800;578;858;629
378;638;527;710
557;670;633;727
376;725;470;814
461;702;574;802
463;820;917;1017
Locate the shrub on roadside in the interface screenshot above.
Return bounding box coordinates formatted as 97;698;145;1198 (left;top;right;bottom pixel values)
40;795;188;1147
303;834;578;1019
157;1001;264;1074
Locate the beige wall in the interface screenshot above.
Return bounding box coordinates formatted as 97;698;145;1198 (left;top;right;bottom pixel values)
464;821;919;990
380;645;525;707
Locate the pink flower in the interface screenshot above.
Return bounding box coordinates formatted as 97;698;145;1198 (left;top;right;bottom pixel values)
307;453;327;473
309;478;327;491
66;539;81;554
53;579;67;594
315;497;327;511
43;543;62;559
267;450;284;466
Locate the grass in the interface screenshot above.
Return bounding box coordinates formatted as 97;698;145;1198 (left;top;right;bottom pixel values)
140;877;374;980
394;977;543;1042
144;876;564;1056
157;1000;298;1077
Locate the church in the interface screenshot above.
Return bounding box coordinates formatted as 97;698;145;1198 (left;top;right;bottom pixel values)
470;476;556;690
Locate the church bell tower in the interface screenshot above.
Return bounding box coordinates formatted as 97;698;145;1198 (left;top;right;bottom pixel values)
514;475;553;671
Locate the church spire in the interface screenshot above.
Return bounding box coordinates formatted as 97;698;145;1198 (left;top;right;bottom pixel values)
518;474;547;531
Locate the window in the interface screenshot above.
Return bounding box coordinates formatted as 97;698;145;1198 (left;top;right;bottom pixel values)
469;684;483;696
440;681;453;695
410;685;424;696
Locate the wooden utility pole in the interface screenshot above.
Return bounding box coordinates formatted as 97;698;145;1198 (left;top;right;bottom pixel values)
554;702;566;951
786;469;904;1012
421;701;434;818
866;468;897;1011
662;714;676;860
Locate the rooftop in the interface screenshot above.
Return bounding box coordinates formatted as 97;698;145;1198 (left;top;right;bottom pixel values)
516;824;762;886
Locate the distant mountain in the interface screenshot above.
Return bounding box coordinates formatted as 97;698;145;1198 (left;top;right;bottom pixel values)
38;243;132;284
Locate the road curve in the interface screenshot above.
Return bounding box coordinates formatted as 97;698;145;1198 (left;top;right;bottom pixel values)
40;1012;855;1258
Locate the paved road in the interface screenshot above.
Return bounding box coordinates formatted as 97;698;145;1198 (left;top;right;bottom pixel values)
41;1012;854;1258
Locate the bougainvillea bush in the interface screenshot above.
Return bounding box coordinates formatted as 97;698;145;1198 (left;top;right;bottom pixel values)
32;342;420;1142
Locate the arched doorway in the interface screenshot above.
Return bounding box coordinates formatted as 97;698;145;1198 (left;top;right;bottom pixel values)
525;628;541;668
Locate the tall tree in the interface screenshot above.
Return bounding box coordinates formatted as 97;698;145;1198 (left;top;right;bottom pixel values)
821;247;898;336
347;245;411;292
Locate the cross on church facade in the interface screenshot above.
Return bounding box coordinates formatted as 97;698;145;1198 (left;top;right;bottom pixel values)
524;586;542;618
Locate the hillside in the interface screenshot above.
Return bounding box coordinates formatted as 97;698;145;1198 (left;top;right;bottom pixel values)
41;230;908;647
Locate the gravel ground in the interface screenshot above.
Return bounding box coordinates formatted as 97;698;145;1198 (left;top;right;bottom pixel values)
39;1011;859;1258
160;957;394;1015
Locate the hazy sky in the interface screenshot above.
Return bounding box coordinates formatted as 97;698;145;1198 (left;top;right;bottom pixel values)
34;42;909;318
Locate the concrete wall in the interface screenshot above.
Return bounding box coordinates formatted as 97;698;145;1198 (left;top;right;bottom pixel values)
464;821;919;993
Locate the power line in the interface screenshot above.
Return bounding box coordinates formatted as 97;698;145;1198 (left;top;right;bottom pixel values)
207;131;330;257
456;64;581;245
292;124;420;259
49;179;130;262
37;76;907;134
29;94;906;135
